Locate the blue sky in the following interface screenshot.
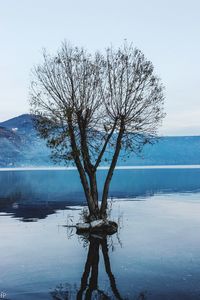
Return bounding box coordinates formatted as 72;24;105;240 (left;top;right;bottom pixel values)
0;0;200;135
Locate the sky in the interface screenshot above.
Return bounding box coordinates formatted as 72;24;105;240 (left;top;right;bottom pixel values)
0;0;200;135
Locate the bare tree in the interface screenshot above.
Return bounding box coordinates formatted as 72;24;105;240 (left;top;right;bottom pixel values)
30;41;165;221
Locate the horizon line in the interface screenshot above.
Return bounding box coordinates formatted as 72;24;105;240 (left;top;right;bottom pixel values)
1;165;200;171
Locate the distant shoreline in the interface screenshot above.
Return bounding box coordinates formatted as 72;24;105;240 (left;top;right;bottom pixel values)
1;165;200;171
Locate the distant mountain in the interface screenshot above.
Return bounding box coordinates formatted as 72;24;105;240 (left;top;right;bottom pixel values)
121;135;200;166
0;114;52;167
0;126;23;166
0;114;200;167
0;114;35;133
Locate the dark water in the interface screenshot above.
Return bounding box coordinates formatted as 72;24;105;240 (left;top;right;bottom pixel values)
1;168;200;299
0;168;200;221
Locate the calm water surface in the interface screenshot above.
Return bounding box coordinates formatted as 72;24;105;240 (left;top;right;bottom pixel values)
0;168;200;299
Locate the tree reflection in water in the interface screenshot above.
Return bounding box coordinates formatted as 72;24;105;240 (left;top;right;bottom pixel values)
77;236;122;300
51;234;124;300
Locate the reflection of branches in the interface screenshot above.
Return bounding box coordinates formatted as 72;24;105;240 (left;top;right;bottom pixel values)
51;283;78;299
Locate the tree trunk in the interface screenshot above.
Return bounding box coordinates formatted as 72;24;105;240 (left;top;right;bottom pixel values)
100;119;125;217
88;173;100;218
67;113;99;218
76;112;100;219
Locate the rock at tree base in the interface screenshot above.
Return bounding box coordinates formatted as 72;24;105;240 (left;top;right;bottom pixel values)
90;219;105;228
76;219;118;235
76;223;90;230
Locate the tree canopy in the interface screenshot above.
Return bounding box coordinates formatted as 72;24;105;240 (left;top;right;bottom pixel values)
30;41;165;219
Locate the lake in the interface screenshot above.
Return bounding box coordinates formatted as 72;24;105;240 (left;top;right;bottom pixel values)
0;167;200;299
